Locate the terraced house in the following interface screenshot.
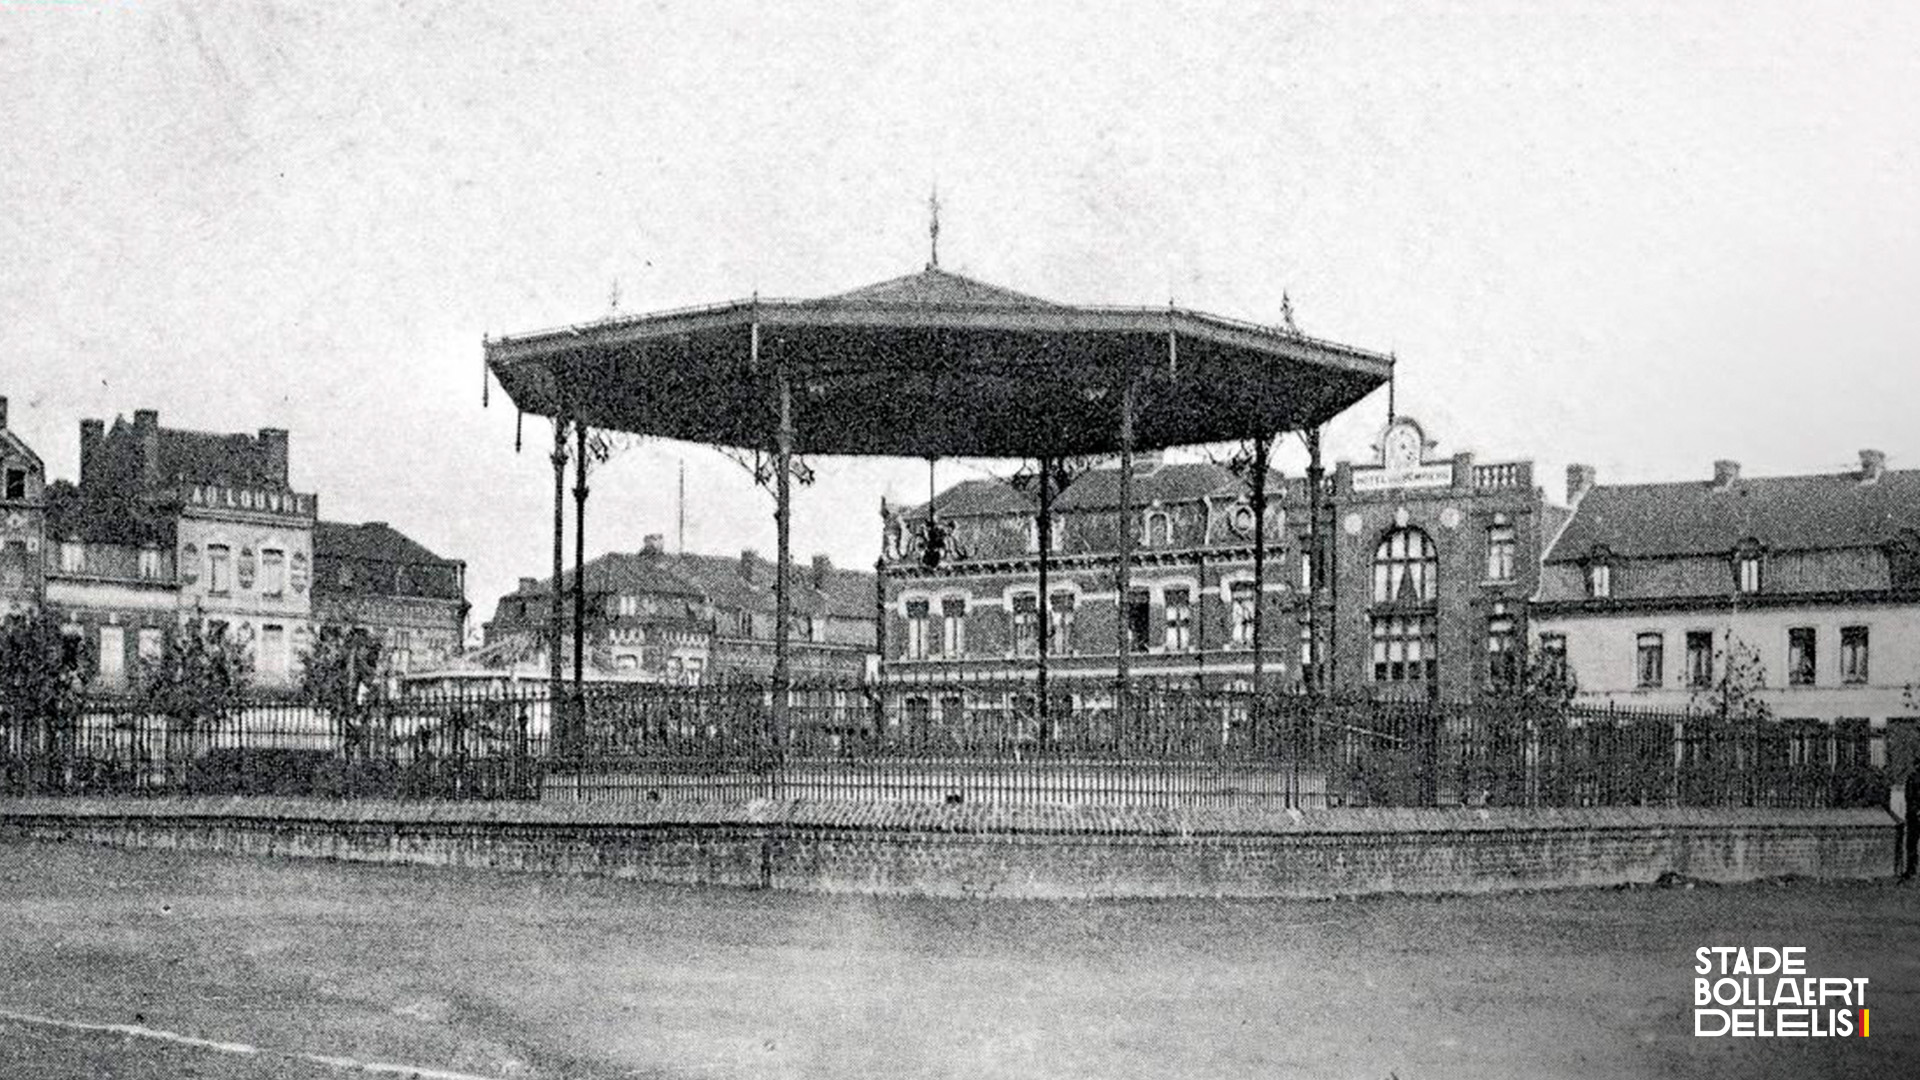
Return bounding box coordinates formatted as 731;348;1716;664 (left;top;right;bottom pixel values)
478;536;875;685
1532;452;1920;765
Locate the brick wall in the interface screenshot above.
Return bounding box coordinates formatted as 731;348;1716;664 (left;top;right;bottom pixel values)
0;798;1894;900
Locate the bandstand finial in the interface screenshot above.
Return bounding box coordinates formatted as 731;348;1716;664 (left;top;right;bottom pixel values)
928;184;941;270
1280;290;1296;332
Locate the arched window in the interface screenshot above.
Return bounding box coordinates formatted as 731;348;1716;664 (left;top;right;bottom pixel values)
1372;528;1438;604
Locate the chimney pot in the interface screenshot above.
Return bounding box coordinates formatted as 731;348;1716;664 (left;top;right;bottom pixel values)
740;548;761;582
134;409;158;429
811;553;832;589
642;533;664;554
1713;460;1741;488
518;577;539;593
1859;449;1886;483
1566;464;1597;505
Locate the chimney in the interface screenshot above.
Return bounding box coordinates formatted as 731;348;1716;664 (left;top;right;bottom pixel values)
132;410;160;489
1859;449;1886;485
641;533;664;555
518;577;539;594
1713;460;1741;489
79;418;104;487
1566;464;1596;506
740;548;761;583
0;396;8;429
811;553;832;590
257;428;289;485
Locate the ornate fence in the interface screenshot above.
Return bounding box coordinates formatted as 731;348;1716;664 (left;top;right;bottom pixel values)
0;680;1892;810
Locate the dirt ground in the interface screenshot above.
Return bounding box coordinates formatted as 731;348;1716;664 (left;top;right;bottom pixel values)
0;840;1913;1079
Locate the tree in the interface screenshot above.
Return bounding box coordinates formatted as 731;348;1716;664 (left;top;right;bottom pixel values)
136;621;253;767
300;622;383;758
0;612;94;785
1691;637;1774;724
1488;644;1580;712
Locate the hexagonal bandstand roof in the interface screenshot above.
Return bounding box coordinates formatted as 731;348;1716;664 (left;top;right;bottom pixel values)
485;267;1393;458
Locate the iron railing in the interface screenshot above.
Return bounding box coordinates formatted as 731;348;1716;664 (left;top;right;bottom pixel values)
0;680;1893;810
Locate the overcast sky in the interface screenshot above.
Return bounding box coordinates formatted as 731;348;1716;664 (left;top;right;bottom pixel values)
5;1;1917;628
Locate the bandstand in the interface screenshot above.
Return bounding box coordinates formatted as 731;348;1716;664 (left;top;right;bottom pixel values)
484;258;1393;754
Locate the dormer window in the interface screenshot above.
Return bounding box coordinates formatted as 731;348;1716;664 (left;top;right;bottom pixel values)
1586;562;1611;599
1734;542;1764;595
1143;509;1173;547
3;467;25;500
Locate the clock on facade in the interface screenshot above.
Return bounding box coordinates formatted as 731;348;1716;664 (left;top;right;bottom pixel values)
1383;421;1423;471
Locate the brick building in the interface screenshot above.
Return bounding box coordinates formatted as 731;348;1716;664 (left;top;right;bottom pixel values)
1321;416;1564;700
1532;452;1920;753
478;536;875;684
876;417;1559;703
878;457;1302;692
312;520;468;680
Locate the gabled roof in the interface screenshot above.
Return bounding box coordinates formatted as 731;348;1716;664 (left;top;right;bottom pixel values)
1546;468;1920;563
897;477;1035;520
1053;461;1253;512
500;549;874;621
315;521;457;567
42;481;175;547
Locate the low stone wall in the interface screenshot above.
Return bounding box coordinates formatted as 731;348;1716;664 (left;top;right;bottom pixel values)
0;797;1897;900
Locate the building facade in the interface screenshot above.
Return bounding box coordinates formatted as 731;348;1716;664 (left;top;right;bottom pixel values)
26;408;322;690
1322;416;1564;701
478;535;875;685
1532;453;1920;745
876;418;1557;703
311;520;468;680
0;397;47;619
877;458;1302;690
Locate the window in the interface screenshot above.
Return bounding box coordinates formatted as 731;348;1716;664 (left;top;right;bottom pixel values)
1737;554;1762;594
618;594;639;617
137;628;162;663
1011;593;1038;657
1163;588;1192;651
137;546;162;580
1787;627;1816;686
940;598;966;657
1371;614;1436;683
1048;592;1075;655
260;624;286;678
207;544;231;593
97;625;125;688
903;696;931;736
1486;603;1517;686
1686;631;1714;689
905;600;930;659
3;467;25;500
1539;632;1567;675
1586;563;1611;599
59;541;84;574
1229;582;1256;646
1372;529;1438;604
0;539;25;587
1840;626;1869;684
261;549;285;596
1299;625;1315;681
1486;520;1516;582
60;626;83;671
1299;550;1314;592
1125;589;1152;653
1635;632;1664;688
1143;510;1173;547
